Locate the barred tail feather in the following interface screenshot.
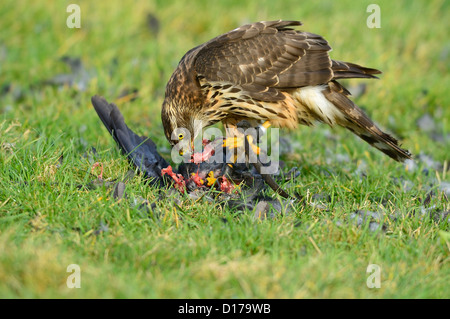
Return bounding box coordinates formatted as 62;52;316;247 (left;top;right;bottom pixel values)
345;121;412;162
331;60;382;80
323;82;412;162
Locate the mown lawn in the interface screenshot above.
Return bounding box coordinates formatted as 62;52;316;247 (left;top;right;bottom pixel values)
0;0;449;298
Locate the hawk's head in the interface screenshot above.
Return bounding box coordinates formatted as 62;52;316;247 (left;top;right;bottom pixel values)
161;98;204;156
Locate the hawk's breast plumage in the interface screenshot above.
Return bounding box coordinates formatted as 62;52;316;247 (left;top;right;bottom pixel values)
161;20;411;162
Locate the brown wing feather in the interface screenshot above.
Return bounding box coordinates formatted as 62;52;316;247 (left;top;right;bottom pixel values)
193;20;333;102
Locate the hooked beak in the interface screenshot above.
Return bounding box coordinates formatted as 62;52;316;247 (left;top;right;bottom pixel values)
178;139;194;156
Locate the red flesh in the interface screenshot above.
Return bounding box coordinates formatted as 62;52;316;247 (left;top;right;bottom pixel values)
164;139;235;194
220;176;235;194
190;171;204;187
191;141;215;163
161;165;186;193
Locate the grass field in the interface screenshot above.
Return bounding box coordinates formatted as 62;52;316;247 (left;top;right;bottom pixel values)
0;0;449;298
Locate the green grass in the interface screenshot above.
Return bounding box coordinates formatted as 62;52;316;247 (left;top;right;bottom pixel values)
0;0;449;298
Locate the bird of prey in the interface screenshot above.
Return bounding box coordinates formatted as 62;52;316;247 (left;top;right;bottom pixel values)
161;20;411;163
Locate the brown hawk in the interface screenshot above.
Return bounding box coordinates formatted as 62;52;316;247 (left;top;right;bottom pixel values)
161;20;411;162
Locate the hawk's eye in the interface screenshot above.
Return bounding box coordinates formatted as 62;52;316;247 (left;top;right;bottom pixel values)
178;133;184;140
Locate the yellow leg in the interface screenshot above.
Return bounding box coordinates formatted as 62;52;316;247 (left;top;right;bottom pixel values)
222;135;261;156
262;120;271;129
245;135;261;155
222;120;267;163
222;136;244;148
222;136;261;154
222;137;242;163
257;120;272;137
